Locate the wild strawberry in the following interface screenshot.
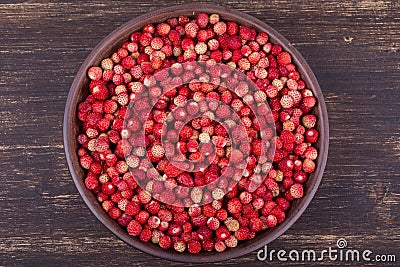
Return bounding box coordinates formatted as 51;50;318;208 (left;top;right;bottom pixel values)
256;32;269;44
90;84;108;100
249;217;263;232
150;37;163;50
224;235;238;248
207;217;220;230
197;29;209;42
227;35;241;50
177;173;194;187
227;198;242;214
117;92;129;106
303;96;316;108
194;42;207;55
235;227;250;240
264;178;279;197
209;14;220;24
280;130;295;143
288;90;302;105
178;15;190;25
304;146;318;160
207;39;219;51
302;114;317;128
164;162;183;178
266;214;278;227
290;183;304;198
226;21;239;35
303;158;316;173
280;95;294;109
213;22;227;35
197;226;212;241
156;23;171;36
239;191;252;204
127;220;142;236
101;58;114;70
80;154;94;169
136;210;150;225
239;26;252;40
115;160;128;174
215;208;227;221
125;201;140;216
238;58;250;70
148;144;165;162
159;235;172;249
248;51;261;65
289;71;300;81
215;226;230;241
85;173;98;190
184;22;199;39
167;223;183;237
270;206;286;223
112;73;123;85
140;228;152;242
103;99;117;114
108;207;121;219
174;240;186;252
138;190;152;204
278;158;294;172
196;13;209;28
215;240;226;252
305;128;319;143
151;229;162;244
188;240;201;254
277;51;292;66
88;66;102;80
294;143;308;156
293;171;308;184
148;216;161;229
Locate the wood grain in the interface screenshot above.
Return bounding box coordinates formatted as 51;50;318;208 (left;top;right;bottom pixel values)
0;0;399;266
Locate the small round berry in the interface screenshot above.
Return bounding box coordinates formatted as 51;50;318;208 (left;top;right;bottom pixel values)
88;66;102;80
290;183;304;198
188;240;201;254
127;220;142;236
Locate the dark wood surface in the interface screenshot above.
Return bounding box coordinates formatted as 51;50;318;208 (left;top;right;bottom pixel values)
0;0;399;266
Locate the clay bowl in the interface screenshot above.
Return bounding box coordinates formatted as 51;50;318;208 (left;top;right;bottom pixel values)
63;3;329;263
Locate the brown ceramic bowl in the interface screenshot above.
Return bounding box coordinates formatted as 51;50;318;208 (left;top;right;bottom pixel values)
63;3;329;263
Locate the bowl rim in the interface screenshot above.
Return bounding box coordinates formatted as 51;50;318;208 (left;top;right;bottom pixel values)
63;3;329;263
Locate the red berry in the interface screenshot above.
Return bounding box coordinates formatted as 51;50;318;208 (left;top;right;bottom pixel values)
227;198;242;214
290;183;304;198
90;84;108;100
140;228;152;242
305;128;319;143
125;201;140;216
159;235;172;249
188;240;202;254
226;21;239;35
127;220;142;236
185;22;199;39
249;217;263;232
215;226;230;241
235;227;250;240
196;13;209;28
88;66;102;81
266;214;278;227
303;159;316;173
302;114;317;128
277;52;292;65
293;171;308;184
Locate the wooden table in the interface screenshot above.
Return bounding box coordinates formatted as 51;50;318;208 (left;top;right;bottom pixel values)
1;1;399;266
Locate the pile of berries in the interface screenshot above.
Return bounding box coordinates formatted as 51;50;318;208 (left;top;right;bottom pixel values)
77;12;319;253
